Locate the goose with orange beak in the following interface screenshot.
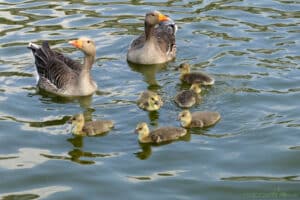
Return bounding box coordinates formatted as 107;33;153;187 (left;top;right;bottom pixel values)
127;11;177;65
28;37;97;96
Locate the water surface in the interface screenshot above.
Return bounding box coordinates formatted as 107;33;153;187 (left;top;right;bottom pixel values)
0;0;300;199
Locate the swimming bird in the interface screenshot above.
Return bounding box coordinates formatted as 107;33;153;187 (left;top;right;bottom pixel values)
127;11;177;64
174;83;202;108
28;37;97;96
178;63;215;85
178;110;221;128
135;122;187;143
69;114;114;136
137;90;163;111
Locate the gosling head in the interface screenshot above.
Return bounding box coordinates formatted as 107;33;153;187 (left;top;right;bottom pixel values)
190;83;201;94
178;63;190;75
145;11;170;26
69;114;85;134
147;93;163;111
69;37;96;57
135;122;150;140
178;110;192;128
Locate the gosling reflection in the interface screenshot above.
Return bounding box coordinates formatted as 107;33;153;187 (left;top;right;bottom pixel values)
148;111;160;127
135;143;152;160
128;62;167;88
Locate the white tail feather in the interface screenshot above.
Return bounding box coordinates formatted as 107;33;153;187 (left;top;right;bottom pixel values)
28;42;40;49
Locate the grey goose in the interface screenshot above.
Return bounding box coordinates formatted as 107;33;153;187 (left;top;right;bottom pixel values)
127;11;177;65
28;37;97;96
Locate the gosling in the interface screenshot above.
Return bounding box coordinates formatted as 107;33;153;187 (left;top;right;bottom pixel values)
69;114;114;136
178;110;221;128
137;90;163;111
135;122;187;143
178;63;214;85
174;83;202;108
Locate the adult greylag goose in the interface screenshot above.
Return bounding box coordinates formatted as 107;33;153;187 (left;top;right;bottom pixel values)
178;110;221;128
174;83;201;108
69;114;114;136
137;90;163;111
127;11;177;65
28;37;97;96
135;122;187;143
178;63;215;85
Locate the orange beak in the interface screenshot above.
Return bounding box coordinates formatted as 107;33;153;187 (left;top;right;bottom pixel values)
68;39;83;48
158;13;169;22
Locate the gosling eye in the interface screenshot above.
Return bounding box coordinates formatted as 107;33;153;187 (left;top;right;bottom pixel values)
87;40;91;44
151;97;155;101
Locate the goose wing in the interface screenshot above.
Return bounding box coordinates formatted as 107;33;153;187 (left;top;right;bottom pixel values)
29;41;79;89
53;51;82;72
155;21;176;56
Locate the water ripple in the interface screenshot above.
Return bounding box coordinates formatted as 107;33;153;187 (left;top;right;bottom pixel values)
0;0;300;199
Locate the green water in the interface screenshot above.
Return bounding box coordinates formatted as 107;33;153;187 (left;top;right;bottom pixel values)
0;0;300;199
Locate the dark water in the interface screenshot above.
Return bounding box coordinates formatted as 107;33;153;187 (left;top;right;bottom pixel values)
0;0;300;199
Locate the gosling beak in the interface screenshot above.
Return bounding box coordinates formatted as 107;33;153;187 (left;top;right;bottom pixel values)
158;13;169;22
177;115;181;121
134;129;139;134
68;39;83;49
154;101;160;106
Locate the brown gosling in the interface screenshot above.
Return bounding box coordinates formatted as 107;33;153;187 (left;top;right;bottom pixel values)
137;90;163;111
178;63;215;85
178;110;221;128
135;122;187;143
69;114;114;136
174;83;202;108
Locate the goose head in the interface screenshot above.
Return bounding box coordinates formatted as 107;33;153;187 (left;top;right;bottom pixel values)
145;11;170;27
69;37;96;57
